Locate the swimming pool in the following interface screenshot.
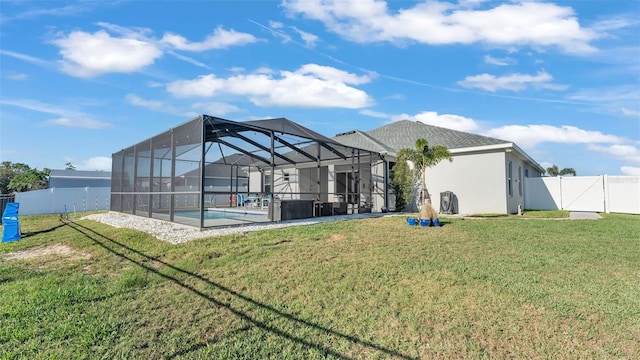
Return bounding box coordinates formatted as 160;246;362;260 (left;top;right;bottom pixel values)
176;209;266;220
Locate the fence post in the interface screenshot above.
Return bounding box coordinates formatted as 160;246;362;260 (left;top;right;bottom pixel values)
603;174;610;214
558;176;564;210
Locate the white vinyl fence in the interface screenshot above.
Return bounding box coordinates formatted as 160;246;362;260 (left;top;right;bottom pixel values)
525;176;639;214
14;187;111;216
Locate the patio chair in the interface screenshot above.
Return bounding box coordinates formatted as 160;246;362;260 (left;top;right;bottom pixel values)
262;194;271;208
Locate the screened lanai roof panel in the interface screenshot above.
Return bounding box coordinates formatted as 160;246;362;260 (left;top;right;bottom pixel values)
243;118;342;145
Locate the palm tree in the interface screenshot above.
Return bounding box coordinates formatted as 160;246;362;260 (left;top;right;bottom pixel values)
546;164;576;176
396;138;452;210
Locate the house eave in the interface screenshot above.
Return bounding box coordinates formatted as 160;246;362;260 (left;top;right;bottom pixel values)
433;143;544;173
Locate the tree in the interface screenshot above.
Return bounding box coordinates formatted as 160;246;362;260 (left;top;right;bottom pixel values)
390;155;413;211
65;162;76;170
396;138;452;210
546;164;576;177
1;162;50;193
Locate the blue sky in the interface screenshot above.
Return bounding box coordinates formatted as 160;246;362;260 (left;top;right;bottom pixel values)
1;0;639;175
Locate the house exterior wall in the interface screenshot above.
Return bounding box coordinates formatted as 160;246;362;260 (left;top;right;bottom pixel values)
274;168;298;199
426;151;508;215
248;169;262;193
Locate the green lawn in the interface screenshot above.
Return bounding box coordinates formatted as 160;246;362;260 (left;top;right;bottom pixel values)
1;212;639;359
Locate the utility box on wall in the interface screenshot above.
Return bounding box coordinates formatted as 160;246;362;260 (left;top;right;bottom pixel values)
440;191;457;214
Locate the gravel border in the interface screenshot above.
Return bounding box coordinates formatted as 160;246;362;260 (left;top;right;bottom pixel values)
83;211;393;244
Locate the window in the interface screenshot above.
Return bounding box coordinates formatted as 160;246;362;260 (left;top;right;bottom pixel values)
525;169;529;178
507;161;513;196
264;174;271;194
518;166;522;196
283;172;290;182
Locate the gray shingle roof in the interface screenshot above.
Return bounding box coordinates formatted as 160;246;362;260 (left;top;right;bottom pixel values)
49;169;111;179
332;130;396;154
334;120;509;152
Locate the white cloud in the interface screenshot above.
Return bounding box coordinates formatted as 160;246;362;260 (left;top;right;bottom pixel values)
125;94;189;116
52;29;162;77
0;49;50;66
590;16;639;32
569;85;640;103
191;101;241;116
46;117;110;129
283;0;597;53
76;156;112;171
167;74;226;98
125;94;164;110
568;85;640;116
458;71;567;92
49;23;258;77
621;108;640;117
483;54;515;66
160;26;258;51
392;111;480;132
1;98;110;129
292;26;319;47
166;50;211;69
5;72;28;80
484;124;624;148
166;64;373;109
621;166;640;176
359;109;389;118
588;144;640;163
297;63;372;84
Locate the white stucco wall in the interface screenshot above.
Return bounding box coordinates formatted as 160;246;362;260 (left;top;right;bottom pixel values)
248;169;262;193
426;151;508;215
271;168;298;199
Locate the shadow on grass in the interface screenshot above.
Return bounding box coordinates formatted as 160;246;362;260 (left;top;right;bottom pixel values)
21;222;69;238
66;220;415;360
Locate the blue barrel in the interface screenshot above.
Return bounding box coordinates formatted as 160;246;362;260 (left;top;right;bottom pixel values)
2;202;21;243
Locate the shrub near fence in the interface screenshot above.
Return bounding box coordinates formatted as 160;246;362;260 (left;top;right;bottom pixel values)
14;187;111;215
0;194;16;216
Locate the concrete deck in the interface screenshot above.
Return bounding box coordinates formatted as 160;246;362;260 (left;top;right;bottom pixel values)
569;211;602;220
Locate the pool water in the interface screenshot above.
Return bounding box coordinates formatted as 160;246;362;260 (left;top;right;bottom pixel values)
176;210;266;220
